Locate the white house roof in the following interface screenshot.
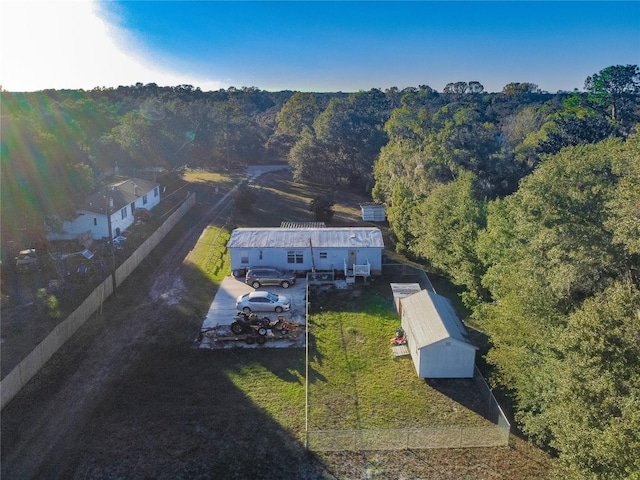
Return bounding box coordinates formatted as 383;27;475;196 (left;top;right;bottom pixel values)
83;177;159;215
401;289;475;349
227;227;384;249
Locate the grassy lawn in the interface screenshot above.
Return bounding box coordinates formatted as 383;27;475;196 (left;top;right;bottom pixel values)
307;284;493;431
182;169;238;190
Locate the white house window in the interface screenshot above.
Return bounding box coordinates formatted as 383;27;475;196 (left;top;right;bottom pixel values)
241;251;249;264
319;251;328;259
154;187;159;197
131;202;135;215
143;194;148;205
121;208;127;219
287;250;304;264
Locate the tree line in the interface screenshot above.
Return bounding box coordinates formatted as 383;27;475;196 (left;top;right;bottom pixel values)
2;65;639;477
371;65;640;479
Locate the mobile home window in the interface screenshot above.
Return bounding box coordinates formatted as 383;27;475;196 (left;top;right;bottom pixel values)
319;251;328;259
241;251;249;264
287;250;304;264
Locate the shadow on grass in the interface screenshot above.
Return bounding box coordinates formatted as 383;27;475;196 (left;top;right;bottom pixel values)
424;376;494;424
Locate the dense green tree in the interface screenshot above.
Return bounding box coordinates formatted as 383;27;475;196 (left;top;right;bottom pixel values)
233;183;255;214
606;129;640;255
409;171;487;305
0;99;98;242
275;92;321;138
289;90;390;189
309;196;335;223
585;64;640;123
500;104;549;166
477;138;629;444
267;92;323;160
536;114;616;154
550;281;640;479
288;126;328;181
442;81;484;96
110;110;156;167
385;182;419;254
502;82;540;96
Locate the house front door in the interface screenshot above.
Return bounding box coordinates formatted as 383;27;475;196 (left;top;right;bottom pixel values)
348;250;357;272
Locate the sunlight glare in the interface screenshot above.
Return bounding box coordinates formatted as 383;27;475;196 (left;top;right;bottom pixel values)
1;0;224;92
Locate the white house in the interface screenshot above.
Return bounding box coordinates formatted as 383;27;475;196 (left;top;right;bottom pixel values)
228;226;384;279
400;289;477;378
48;177;161;241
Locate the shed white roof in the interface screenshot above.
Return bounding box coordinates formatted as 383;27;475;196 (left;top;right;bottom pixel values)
401;289;475;349
227;227;384;249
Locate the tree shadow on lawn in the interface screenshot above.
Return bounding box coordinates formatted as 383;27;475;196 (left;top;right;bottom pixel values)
41;344;330;479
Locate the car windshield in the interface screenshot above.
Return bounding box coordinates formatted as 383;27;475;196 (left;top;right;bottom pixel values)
266;292;279;302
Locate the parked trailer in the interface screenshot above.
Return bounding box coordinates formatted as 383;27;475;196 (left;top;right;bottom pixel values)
198;315;301;346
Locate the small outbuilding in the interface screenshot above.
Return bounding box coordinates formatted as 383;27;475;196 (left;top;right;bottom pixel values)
360;202;386;222
400;289;477;378
227;226;384;279
390;283;422;316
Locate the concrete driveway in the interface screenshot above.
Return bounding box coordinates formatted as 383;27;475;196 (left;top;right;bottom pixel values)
201;275;307;331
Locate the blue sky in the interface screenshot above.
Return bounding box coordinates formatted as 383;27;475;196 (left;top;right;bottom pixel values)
2;1;639;93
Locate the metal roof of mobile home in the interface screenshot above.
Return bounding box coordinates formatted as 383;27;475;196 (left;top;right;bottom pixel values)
400;289;475;349
227;227;384;249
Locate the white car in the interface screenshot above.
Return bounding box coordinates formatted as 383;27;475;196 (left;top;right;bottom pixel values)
236;291;291;313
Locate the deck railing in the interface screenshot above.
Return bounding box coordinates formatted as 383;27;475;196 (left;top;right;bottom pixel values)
343;259;371;277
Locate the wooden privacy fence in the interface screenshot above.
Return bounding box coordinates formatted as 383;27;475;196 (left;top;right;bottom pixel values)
1;193;196;410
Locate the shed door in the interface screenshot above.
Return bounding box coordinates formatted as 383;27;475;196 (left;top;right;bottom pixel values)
348;250;357;269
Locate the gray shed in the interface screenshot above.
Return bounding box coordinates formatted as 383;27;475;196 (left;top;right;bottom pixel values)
390;283;422;316
400;289;477;378
360;203;386;222
228;227;384;278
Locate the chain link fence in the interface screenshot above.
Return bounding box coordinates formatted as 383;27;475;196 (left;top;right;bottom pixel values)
307;422;509;451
